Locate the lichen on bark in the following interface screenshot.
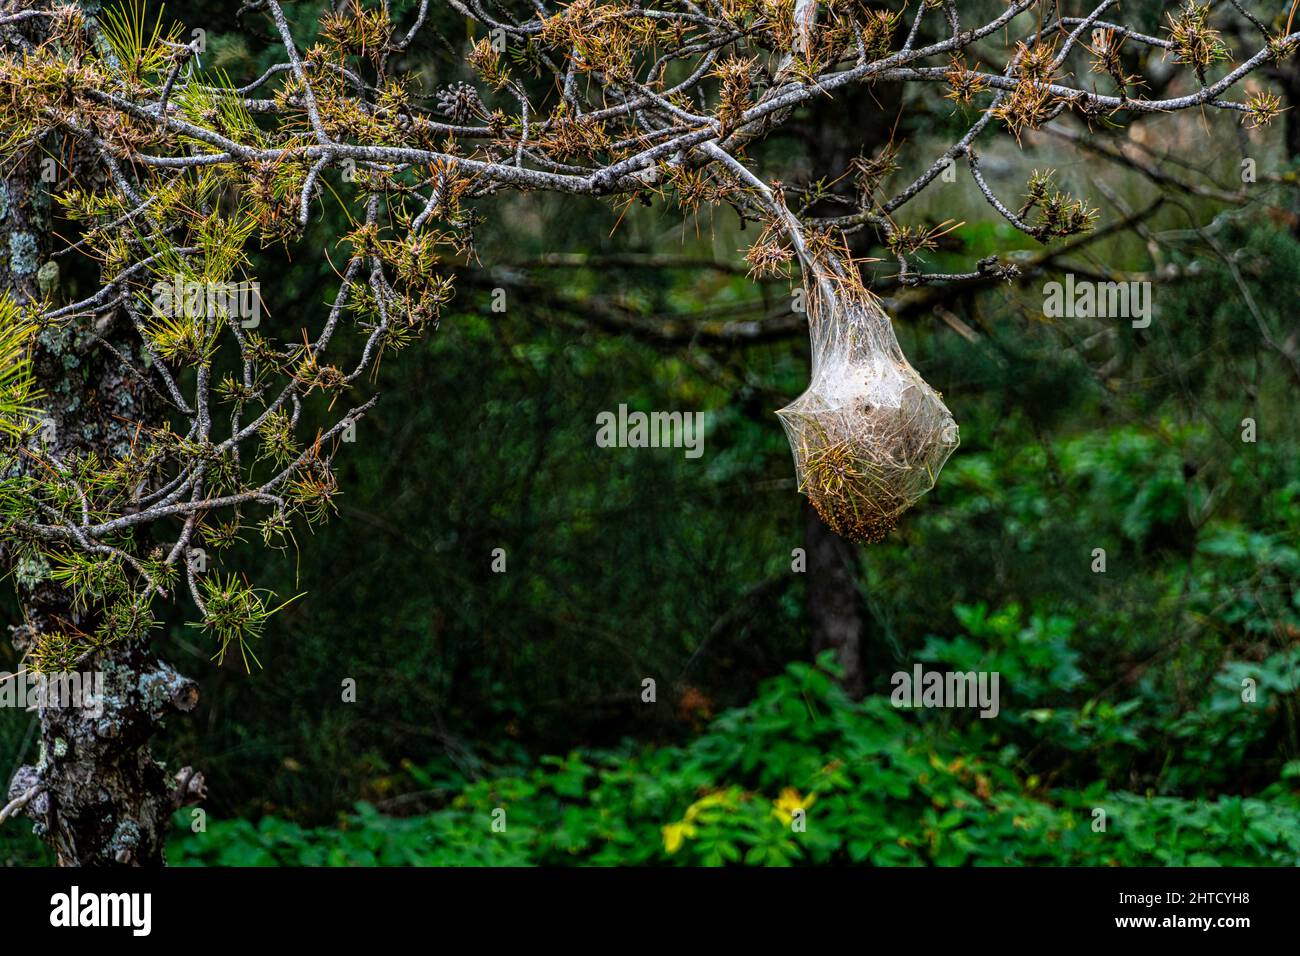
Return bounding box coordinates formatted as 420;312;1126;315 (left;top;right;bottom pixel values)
0;10;203;867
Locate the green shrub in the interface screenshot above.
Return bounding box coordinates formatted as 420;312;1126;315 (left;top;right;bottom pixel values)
170;656;1300;866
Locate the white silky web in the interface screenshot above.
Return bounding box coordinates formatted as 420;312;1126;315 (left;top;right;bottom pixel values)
777;263;959;543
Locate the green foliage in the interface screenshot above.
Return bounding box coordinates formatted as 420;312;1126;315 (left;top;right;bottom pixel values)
98;0;183;83
0;296;41;441
170;657;1300;866
2;0;1297;868
189;573;299;672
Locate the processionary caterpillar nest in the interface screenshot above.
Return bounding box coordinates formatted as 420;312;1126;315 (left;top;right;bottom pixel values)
778;256;959;544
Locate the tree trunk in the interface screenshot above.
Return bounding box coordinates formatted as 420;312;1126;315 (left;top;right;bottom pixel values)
1;13;203;865
788;80;900;697
1281;61;1300;163
6;638;202;865
802;500;867;698
1277;59;1300;239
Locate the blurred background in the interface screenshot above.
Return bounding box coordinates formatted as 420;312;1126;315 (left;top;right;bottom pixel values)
3;0;1300;865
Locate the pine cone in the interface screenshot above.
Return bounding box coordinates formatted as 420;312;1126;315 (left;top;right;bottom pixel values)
436;82;484;124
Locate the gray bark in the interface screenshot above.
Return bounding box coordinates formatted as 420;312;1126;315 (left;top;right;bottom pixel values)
1;11;203;866
803;500;867;699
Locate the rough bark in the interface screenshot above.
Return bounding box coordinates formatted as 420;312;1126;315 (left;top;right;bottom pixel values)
1281;60;1300;164
1;11;203;866
1279;59;1300;239
5;636;203;865
802;500;867;699
790;83;899;698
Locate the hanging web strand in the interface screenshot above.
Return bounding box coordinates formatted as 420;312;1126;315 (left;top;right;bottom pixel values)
777;253;959;543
